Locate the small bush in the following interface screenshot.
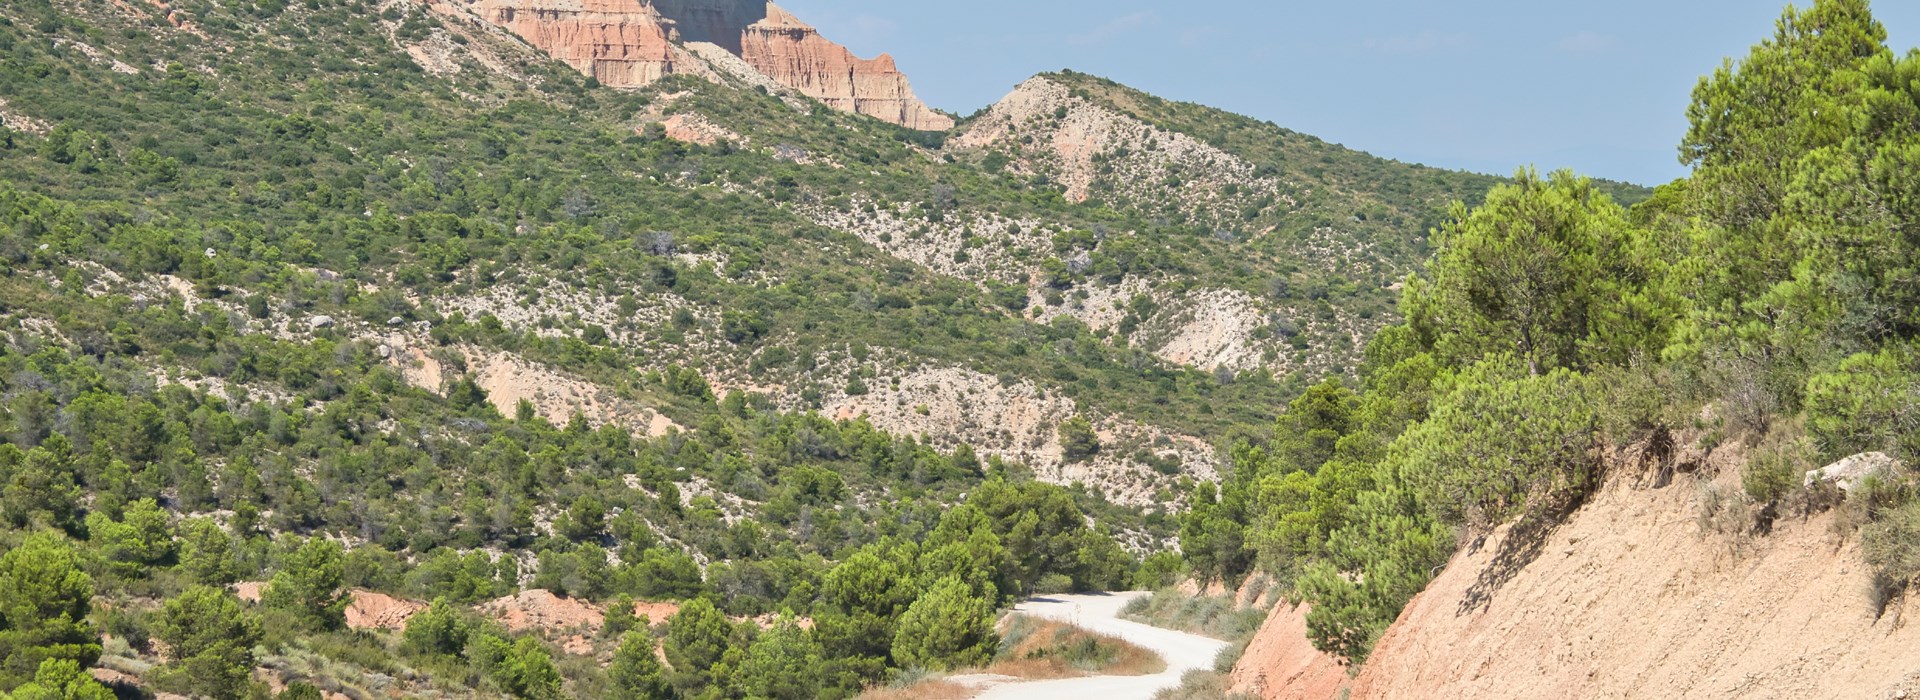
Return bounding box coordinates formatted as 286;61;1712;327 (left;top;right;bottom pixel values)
1742;432;1813;510
1117;590;1266;641
1151;668;1259;700
996;615;1162;676
1592;363;1696;443
1697;484;1755;538
1862;500;1920;613
1058;417;1100;463
1034;573;1075;595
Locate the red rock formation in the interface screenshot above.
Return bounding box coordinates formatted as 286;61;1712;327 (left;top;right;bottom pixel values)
735;5;953;130
472;0;681;87
649;0;767;53
466;0;951;130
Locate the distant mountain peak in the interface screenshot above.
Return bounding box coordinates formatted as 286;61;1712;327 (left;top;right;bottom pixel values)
467;0;953;129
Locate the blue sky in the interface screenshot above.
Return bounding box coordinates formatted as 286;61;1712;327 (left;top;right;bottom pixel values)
776;0;1920;186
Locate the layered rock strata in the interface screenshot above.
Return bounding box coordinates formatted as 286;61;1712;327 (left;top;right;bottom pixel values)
473;0;683;86
735;5;953;130
466;0;951;129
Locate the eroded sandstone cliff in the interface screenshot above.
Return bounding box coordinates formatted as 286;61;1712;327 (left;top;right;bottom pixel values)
473;0;684;87
464;0;951;129
736;5;952;130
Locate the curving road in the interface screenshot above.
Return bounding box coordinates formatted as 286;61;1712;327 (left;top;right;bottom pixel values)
971;592;1230;700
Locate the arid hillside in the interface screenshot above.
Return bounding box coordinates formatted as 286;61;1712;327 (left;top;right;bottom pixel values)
1230;441;1920;700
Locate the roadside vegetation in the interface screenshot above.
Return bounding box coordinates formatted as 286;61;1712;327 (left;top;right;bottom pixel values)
1172;0;1920;669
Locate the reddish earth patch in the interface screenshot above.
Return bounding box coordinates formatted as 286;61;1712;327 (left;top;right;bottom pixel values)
345;590;428;631
1339;454;1920;699
561;634;596;656
1227;603;1349;700
231;583;425;631
481;590;605;633
631;600;682;625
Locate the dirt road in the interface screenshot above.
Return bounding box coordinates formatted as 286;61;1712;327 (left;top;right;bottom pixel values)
972;592;1230;700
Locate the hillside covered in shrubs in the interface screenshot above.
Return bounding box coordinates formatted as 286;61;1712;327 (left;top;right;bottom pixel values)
1175;0;1920;675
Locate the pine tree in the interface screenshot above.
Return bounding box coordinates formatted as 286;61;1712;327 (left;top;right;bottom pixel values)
4;659;115;700
734;616;823;700
87;498;176;578
662;599;737;695
608;631;673;699
155;586;262;700
1404;169;1665;375
401;598;470;657
889;577;995;672
0;533;100;690
175;518;238;586
262;537;347;630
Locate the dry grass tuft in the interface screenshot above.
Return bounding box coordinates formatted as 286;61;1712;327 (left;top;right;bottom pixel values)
858;679;974;700
859;614;1166;698
994;614;1165;677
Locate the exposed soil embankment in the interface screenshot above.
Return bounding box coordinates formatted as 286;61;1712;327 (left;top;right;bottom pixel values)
1236;449;1920;699
1227;602;1347;700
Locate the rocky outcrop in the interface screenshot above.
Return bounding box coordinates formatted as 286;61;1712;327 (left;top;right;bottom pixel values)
735;5;953;130
953;76;1294;222
466;0;950;129
823;365;1218;507
472;0;683;87
1805;452;1899;491
0;97;50;136
1137;289;1270;372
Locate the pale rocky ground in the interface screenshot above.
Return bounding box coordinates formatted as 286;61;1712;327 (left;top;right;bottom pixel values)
823;365;1217;506
790;198;1055;287
381;338;685;437
1029;276;1153;334
33;232;1213;509
0;96;50;135
52;37;142;75
787;195;1285;374
951;76;1297;230
661;111;744;146
1134;289;1270;372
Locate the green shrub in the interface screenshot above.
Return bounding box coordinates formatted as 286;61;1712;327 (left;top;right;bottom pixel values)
1863;500;1920;610
1116;590;1266;641
1805;343;1920;461
261;538;347;631
1742;434;1813;509
1033;573;1074;595
890;577;996;672
401;598;471;658
1058;417;1100;463
1396;359;1598;527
